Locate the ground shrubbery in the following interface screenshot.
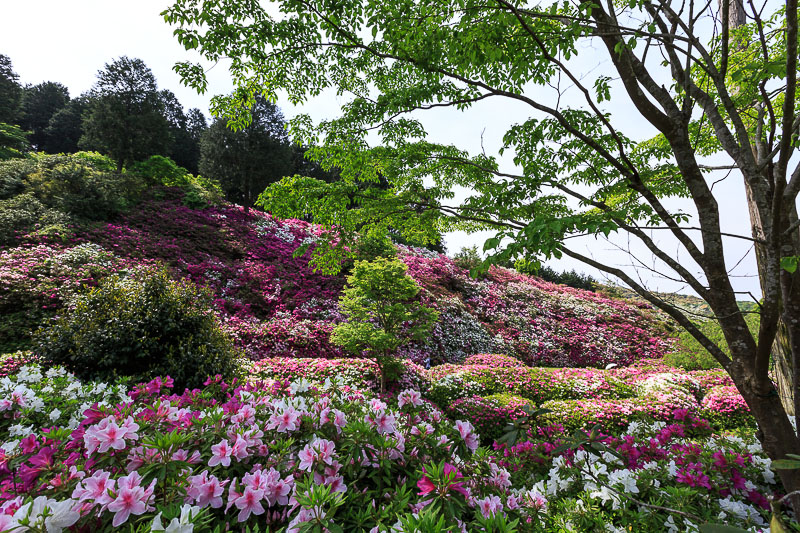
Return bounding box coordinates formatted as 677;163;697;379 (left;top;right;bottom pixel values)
35;269;242;390
0;364;781;533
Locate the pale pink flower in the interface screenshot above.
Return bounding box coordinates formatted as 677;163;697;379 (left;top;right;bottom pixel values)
397;390;422;408
72;470;115;508
108;486;148;527
209;439;232;467
234;486;265;522
269;407;302;433
476;495;503;518
231;435;250;461
187;471;226;508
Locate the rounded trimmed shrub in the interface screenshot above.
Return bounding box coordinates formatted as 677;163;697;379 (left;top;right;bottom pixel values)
35;269;242;391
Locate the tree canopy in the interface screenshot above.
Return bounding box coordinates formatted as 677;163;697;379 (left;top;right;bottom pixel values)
80;57;171;171
19;81;70;152
198;96;293;206
0;54;21;124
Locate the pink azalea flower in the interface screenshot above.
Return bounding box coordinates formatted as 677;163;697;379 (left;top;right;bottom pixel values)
398;390;422;408
209;439;233;467
269;407;302;432
187;471;226;508
476;495;503;518
234;486;265;522
108;486;148;527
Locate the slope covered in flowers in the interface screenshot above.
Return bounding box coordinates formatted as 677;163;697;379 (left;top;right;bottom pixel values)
1;187;670;368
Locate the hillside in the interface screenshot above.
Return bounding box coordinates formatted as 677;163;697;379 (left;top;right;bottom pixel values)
0;158;671;367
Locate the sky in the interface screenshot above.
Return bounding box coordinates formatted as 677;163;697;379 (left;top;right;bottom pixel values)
0;0;766;300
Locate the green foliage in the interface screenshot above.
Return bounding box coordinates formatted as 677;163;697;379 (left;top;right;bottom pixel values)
129;155;224;209
331;257;438;391
665;313;760;371
532;265;598;292
0;153;146;220
0;55;21;124
44;96;90;154
0;192;70;245
452;245;486;276
0;123;30;160
354;233;398;261
35;269;242;391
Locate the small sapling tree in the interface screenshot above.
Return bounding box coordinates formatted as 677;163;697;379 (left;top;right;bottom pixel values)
331;257;438;393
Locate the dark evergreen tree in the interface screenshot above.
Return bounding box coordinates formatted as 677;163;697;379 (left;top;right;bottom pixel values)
44;96;90;154
198;96;292;206
159;90;205;174
0;55;22;124
19;82;70;151
80;57;170;171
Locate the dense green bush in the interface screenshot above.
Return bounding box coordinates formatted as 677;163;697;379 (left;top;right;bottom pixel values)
664;312;760;370
35;269;242;390
0;193;71;245
0;153;146;221
130;155;224;209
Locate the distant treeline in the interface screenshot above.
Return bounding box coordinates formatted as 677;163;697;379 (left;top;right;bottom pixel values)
0;54;335;207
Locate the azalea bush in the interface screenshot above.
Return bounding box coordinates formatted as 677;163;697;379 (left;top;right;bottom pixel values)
428;360;753;438
0;364;785;533
494;412;778;532
250;357;427;394
0;365;532;532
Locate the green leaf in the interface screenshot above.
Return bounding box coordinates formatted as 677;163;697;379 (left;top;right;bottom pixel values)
780;256;799;274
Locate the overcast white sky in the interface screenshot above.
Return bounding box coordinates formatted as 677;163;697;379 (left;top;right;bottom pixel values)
0;0;765;299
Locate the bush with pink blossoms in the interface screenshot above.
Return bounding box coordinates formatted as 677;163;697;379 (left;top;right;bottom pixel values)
426;360;754;437
250;356;427;394
0;365;536;532
492;411;777;532
701;385;755;429
464;353;525;368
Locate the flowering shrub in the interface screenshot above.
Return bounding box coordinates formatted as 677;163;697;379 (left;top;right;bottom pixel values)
0;366;532;532
0;243;147;351
2;179;672;367
495;412;777;532
0;351;37;378
701;386;756;429
427;361;753;437
447;395;531;442
250;357;427;393
464;353;525;367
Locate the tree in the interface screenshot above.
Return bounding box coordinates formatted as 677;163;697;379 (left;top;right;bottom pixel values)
198;96;293;206
19;81;70;151
165;0;800;499
0;123;30;160
0;54;21;124
80;57;170;171
159;89;204;174
44;95;90;154
330;258;438;392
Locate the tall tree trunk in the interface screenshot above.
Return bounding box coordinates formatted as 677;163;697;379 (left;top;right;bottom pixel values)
745;180;796;415
724;0;796;415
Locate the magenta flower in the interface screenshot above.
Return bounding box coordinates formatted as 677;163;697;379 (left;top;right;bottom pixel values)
416;464;469;498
